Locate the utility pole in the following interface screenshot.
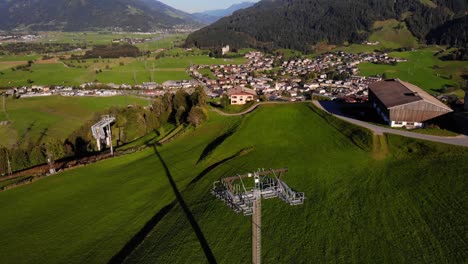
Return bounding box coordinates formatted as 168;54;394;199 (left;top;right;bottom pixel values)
252;175;262;264
6;151;12;176
212;168;305;264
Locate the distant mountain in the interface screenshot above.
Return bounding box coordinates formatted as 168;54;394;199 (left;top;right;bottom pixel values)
0;0;203;31
192;2;255;24
186;0;468;52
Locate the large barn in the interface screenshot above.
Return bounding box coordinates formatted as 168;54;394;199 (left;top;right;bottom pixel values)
368;79;453;128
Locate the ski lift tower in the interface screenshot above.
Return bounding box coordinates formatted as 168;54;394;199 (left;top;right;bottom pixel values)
212;168;305;264
91;115;116;155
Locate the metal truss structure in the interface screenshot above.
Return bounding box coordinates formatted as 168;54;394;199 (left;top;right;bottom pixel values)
212;168;305;264
91;115;116;155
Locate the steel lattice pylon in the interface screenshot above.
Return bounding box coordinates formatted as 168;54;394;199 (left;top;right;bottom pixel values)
212;168;305;264
91;115;116;155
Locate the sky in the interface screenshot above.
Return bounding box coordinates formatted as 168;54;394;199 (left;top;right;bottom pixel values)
159;0;260;13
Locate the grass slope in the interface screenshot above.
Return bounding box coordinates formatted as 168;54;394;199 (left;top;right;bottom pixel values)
126;104;468;263
359;49;468;92
0;104;466;263
0;96;149;147
0;112;242;264
369;19;418;49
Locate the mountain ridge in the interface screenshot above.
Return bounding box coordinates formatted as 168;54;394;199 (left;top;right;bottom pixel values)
0;0;203;31
192;2;255;25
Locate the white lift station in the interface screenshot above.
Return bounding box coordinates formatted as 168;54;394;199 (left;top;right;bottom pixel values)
91;115;116;155
212;168;305;264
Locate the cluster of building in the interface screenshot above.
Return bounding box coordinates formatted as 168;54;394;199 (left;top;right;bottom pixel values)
0;34;40;43
190;51;408;104
4;86;123;98
4;78;203;98
111;37;152;45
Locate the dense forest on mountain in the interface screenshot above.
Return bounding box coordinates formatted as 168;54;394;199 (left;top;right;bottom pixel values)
186;0;468;52
0;0;201;31
426;15;468;46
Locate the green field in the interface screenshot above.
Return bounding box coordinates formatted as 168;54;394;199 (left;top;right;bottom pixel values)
0;54;245;86
368;19;418;49
358;49;468;93
0;32;245;86
0;104;466;263
0;96;149;147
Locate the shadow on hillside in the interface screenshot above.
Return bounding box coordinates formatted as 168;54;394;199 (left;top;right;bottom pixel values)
109;142;218;264
197;123;240;164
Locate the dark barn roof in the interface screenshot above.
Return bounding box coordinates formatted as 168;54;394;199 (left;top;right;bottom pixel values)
369;79;453;122
369;79;452;111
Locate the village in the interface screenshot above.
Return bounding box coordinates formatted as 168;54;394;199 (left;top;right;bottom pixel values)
190;50;406;104
3;49;408;103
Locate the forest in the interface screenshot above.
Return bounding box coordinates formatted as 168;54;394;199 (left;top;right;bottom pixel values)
81;44;142;59
186;0;468;52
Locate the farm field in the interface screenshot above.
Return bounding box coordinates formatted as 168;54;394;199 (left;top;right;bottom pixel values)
358;49;468;93
36;32;161;45
0;55;245;87
0;104;466;263
0;95;149;148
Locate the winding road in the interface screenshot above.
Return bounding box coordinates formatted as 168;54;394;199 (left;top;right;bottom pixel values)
211;101;468;147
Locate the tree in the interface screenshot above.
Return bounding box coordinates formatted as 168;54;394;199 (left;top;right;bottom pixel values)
221;95;230;108
44;138;65;161
11;148;29;171
29;146;46;166
173;90;190;111
188;107;207;127
0;148;8;175
175;106;186;125
191;86;208;107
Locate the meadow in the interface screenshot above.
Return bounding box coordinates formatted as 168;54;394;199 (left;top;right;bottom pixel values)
0;104;466;263
0;95;149;148
358;49;468;92
0;54;245;87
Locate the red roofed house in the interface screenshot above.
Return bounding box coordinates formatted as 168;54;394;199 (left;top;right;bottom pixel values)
228;87;257;105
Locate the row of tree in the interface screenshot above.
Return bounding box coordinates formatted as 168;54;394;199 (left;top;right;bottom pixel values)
0;87;209;175
0;43;86;55
79;44;143;59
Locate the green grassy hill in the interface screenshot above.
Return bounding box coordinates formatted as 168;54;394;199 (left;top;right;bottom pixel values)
0;96;149;147
0;104;466;263
358;49;468;93
368;19;418;49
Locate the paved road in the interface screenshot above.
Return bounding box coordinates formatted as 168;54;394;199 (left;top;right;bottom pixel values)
211;101;468;147
312;101;468;147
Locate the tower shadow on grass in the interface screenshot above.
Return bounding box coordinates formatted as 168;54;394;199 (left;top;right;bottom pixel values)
108;142;217;264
